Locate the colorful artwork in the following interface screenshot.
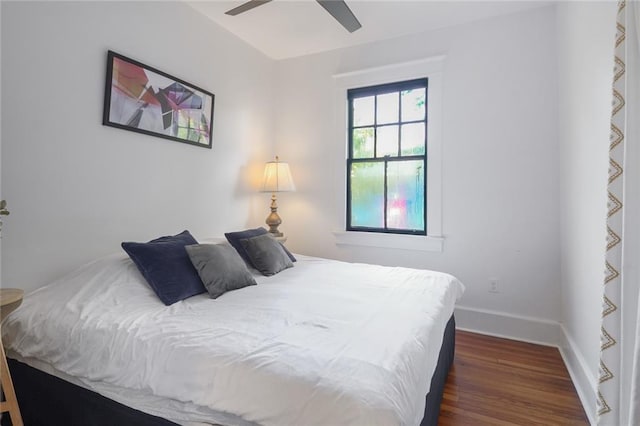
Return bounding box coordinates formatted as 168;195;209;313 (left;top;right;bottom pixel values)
103;51;214;148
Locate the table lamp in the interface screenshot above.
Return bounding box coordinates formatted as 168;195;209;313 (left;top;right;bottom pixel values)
261;156;295;238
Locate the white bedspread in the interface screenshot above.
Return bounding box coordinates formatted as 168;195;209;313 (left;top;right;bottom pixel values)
2;251;464;426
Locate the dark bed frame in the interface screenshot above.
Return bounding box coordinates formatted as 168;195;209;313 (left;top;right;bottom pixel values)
3;316;455;426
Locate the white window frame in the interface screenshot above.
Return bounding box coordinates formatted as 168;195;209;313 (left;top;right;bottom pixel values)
332;56;445;252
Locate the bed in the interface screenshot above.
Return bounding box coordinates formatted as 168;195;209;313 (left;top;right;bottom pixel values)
1;233;464;426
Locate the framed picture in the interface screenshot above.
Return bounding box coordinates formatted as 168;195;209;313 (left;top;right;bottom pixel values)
103;50;214;149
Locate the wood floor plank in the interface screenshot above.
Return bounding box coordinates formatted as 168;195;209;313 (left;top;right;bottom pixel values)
439;330;588;425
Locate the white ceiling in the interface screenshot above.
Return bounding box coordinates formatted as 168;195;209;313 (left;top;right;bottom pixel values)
187;0;552;60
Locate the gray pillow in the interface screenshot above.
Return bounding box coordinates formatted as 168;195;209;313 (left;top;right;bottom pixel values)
239;234;294;276
185;244;257;299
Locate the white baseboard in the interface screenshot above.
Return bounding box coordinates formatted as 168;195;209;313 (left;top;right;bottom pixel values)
454;305;562;346
558;324;597;425
454;306;596;424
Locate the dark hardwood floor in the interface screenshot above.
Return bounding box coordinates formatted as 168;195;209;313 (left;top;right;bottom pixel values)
439;330;589;425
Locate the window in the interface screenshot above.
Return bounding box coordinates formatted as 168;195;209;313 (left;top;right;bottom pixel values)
347;78;427;235
332;56;444;251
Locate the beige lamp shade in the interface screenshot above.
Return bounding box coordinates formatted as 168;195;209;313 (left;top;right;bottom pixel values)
261;157;295;192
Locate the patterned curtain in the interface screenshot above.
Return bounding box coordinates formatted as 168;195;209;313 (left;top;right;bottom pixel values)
597;0;627;423
598;1;640;424
627;3;640;424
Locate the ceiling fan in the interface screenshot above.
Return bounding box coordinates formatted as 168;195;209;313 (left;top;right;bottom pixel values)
225;0;362;33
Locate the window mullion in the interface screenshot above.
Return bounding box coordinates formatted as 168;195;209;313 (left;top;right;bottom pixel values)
373;95;378;158
422;157;427;232
346;159;351;229
397;91;402;157
383;157;388;231
348;99;353;158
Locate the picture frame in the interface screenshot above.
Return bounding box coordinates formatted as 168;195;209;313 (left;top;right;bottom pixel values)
103;50;214;149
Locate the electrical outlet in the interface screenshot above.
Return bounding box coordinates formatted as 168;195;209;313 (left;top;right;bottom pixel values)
489;279;499;293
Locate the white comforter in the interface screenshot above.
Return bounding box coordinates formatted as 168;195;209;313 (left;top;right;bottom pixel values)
2;250;464;426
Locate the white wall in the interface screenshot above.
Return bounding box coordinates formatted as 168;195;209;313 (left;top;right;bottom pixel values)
274;6;562;325
1;1;275;292
556;1;617;422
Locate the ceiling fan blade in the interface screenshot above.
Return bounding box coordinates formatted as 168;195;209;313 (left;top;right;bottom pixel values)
316;0;362;33
225;0;273;16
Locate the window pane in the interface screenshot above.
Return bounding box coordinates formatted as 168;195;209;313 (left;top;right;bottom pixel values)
401;88;426;122
352;127;374;158
353;96;374;127
386;160;425;231
350;162;384;228
400;123;425;155
376;92;399;124
376;125;398;157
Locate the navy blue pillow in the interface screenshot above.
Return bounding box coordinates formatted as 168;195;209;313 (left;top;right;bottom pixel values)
225;227;296;268
122;230;206;306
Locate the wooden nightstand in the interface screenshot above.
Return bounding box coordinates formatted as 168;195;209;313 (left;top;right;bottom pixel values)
0;288;23;426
